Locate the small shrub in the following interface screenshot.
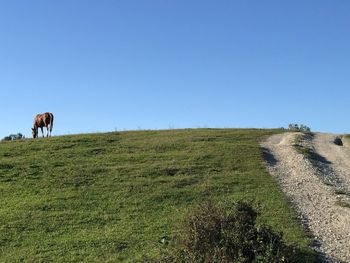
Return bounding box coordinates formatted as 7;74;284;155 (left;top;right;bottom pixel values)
164;201;303;263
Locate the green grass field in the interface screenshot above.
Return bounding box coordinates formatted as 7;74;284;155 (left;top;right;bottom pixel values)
0;129;316;262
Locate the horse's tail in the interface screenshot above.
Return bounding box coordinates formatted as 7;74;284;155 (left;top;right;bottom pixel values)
49;113;54;134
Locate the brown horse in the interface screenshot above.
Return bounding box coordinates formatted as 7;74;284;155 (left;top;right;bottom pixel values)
32;112;54;138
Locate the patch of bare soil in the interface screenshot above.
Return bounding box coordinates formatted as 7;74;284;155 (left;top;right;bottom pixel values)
262;133;350;263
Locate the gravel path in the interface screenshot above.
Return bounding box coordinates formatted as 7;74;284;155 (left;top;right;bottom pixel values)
261;133;350;263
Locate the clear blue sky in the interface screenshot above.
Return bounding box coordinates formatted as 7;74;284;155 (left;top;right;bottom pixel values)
1;1;349;138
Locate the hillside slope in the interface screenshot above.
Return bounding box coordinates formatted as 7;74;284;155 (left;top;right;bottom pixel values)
0;129;316;262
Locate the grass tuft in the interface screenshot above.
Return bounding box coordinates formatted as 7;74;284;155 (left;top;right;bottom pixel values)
335;201;350;208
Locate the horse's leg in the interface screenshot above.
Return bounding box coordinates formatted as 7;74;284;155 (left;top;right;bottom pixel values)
47;126;49;137
41;127;44;138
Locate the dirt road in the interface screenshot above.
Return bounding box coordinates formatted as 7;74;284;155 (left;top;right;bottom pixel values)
262;133;350;263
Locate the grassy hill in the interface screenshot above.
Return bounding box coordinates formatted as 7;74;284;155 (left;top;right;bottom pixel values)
0;129;316;262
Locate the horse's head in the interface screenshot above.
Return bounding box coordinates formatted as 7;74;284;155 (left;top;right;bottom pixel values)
32;128;38;138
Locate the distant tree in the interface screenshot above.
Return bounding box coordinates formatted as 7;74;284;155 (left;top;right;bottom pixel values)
2;133;25;141
299;124;311;132
287;124;311;132
288;123;299;130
